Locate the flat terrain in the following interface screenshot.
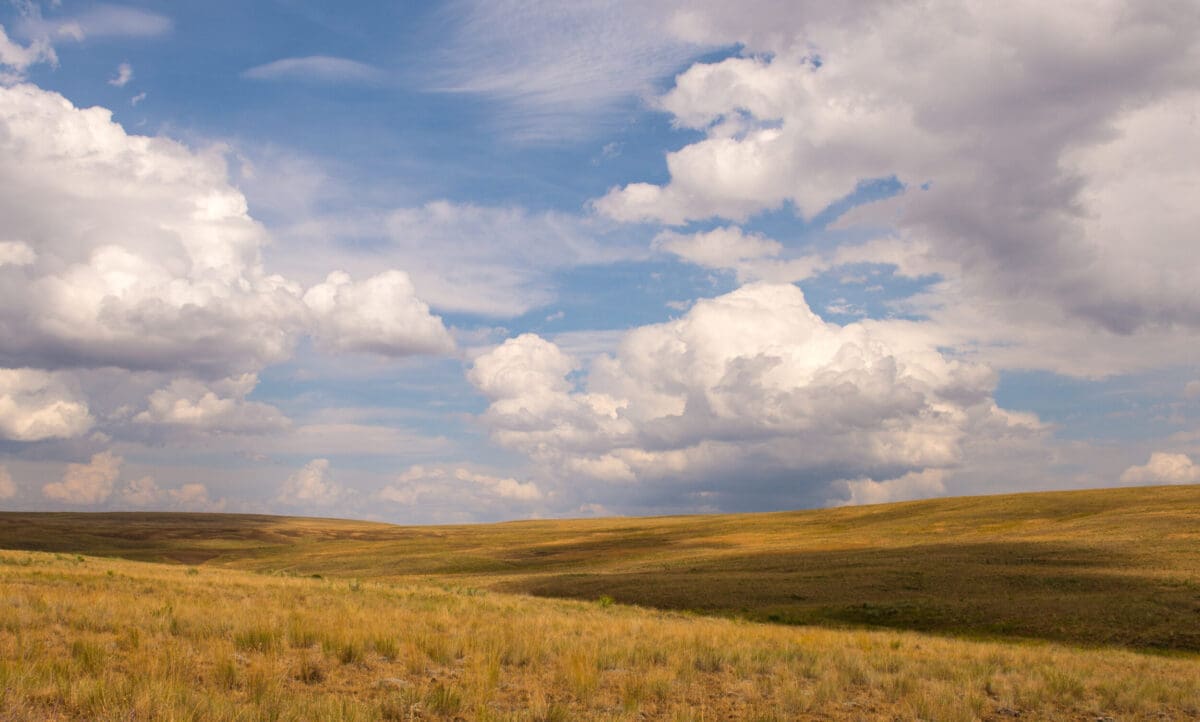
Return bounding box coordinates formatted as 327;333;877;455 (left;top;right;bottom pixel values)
2;485;1199;651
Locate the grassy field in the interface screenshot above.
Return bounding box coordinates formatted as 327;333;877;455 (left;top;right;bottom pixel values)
1;486;1199;719
2;549;1198;721
2;485;1199;652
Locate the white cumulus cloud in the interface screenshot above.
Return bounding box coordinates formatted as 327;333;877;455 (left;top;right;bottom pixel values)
0;83;305;374
594;1;1200;375
470;282;1020;510
1120;452;1200;486
0;368;92;441
0;84;453;376
118;476;222;510
119;475;162;506
278;458;342;506
654;226;781;269
833;468;948;507
43;451;122;505
303;271;455;357
133;373;289;434
169;482;222;510
378;464;543;523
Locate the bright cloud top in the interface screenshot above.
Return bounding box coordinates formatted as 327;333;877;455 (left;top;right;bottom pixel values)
0;368;92;442
0;84;451;376
470;283;1027;509
378;464;544;523
597;1;1200;373
1120;453;1200;486
278;458;343;506
42;451;123;505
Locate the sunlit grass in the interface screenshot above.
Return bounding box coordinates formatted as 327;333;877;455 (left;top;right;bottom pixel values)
1;549;1197;720
5;485;1200;654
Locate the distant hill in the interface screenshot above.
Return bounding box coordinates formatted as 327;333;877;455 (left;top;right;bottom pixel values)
2;484;1199;652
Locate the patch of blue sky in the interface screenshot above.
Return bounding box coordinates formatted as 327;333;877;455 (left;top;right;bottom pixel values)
800;264;939;324
503;258;737;336
735;176;905;246
12;3;698;218
252;349;487;426
994;369;1200;442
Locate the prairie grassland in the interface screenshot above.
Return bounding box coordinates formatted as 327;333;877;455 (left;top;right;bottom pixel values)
1;549;1197;721
2;486;1199;651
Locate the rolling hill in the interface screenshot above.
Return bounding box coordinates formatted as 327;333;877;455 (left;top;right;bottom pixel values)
3;484;1199;652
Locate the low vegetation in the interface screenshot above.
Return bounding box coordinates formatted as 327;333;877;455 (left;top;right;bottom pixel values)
2;485;1199;651
2;549;1198;720
2;486;1199;718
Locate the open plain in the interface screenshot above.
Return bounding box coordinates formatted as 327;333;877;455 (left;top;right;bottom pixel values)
1;485;1199;720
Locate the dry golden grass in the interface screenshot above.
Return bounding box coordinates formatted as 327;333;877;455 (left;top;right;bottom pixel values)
1;549;1197;721
3;485;1200;652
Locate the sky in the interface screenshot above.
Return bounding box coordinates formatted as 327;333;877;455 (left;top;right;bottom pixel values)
0;0;1198;523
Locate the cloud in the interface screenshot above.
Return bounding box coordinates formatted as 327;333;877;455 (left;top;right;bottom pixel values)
247;423;451;458
2;4;165;81
0;83;304;374
0;368;92;441
242;56;384;84
22;5;172;41
278;458;342;506
378;464;543;522
169;482;222;510
133;374;289;435
269;200;646;317
0;465;15;499
0;240;36;267
108;61;132;87
384;201;649;315
0;84;454;377
832;468;948;507
1186;381;1200;400
382;464;541;503
1120;452;1200;485
653;226;822;283
0;23;56;81
119;475;162;506
42;451;121;504
436;0;706;140
118;476;223;510
594;1;1200;375
303;271;455;357
470;282;1022;510
654;226;780;269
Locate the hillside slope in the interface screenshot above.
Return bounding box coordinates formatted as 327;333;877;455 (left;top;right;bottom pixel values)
5;549;1198;721
2;485;1199;651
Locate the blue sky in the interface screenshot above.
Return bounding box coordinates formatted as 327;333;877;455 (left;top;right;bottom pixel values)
1;0;1198;521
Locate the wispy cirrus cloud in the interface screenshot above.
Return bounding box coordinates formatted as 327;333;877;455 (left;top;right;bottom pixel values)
22;4;171;41
243;55;384;84
433;0;709;141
